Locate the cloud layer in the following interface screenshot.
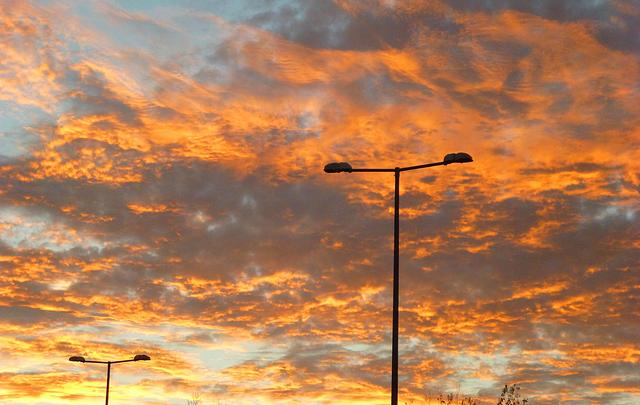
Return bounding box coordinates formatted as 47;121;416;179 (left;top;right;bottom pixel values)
0;1;639;404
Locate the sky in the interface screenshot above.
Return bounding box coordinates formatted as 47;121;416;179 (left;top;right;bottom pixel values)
0;0;639;404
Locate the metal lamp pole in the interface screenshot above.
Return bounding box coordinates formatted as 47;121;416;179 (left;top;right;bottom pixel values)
69;354;151;405
324;152;473;405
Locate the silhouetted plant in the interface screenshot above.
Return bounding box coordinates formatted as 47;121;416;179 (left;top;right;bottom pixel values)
408;390;478;405
186;393;228;405
436;392;478;405
497;384;529;405
187;392;201;405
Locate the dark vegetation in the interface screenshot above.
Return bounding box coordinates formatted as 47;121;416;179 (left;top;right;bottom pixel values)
187;383;529;404
497;384;529;405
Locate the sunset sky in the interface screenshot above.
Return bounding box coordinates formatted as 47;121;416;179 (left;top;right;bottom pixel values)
1;1;639;404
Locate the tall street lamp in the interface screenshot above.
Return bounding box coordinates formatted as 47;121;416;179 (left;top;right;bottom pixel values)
69;354;151;405
324;152;473;405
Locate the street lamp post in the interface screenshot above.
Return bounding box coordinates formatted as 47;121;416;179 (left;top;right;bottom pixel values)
69;354;151;405
324;152;472;405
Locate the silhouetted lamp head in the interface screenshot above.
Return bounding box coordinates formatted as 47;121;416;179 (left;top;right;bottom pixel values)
324;162;353;173
443;152;473;165
69;356;86;362
134;354;151;361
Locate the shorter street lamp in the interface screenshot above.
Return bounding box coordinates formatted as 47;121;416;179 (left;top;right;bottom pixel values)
69;354;151;405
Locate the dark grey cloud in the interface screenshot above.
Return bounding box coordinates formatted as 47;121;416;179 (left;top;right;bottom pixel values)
0;305;84;325
245;0;462;51
445;0;640;54
59;66;142;127
480;359;640;405
455;88;531;118
444;0;615;22
595;12;640;53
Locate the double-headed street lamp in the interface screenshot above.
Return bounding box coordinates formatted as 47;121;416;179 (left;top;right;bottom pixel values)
69;354;151;405
324;152;473;405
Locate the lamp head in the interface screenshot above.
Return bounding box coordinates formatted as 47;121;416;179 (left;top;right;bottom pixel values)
324;162;353;173
69;356;86;362
443;152;473;165
134;354;151;361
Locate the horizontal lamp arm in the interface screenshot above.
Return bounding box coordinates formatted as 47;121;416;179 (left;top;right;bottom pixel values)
399;161;445;171
338;164;445;172
350;168;397;172
79;359;140;364
110;359;138;364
